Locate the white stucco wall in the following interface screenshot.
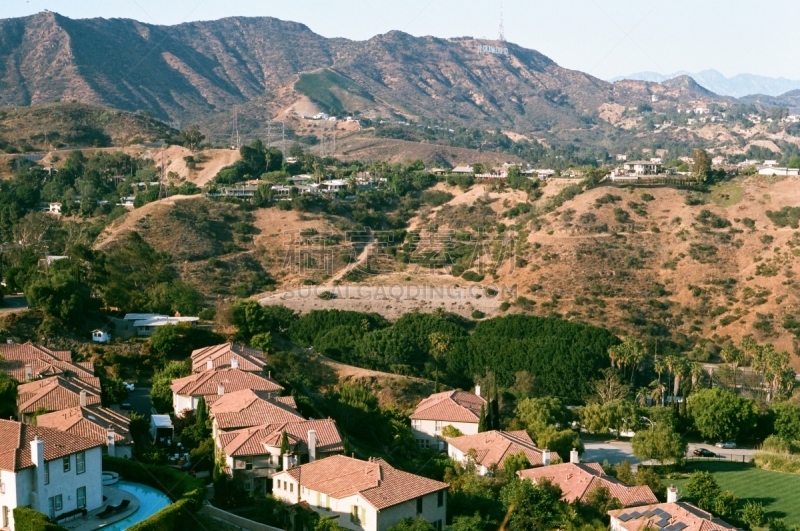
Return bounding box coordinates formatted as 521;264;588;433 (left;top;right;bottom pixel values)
3;446;103;529
411;420;478;447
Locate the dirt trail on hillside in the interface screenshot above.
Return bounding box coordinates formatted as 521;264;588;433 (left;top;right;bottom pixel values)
93;195;200;249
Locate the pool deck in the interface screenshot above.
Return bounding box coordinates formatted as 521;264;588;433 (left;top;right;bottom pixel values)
60;486;141;531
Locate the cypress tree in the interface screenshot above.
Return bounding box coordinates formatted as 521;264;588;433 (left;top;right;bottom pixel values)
478;404;487;432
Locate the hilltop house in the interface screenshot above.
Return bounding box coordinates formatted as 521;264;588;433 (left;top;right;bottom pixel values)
446;430;546;476
216;418;343;493
518;462;659;508
170;368;283;415
609;494;741;531
410;388;487;449
0;420;104;530
272;455;448;531
623;161;663;176
209;388;303;437
36;406;133;459
16;377;102;422
191;343;267;373
0;342;95;384
122;313;199;336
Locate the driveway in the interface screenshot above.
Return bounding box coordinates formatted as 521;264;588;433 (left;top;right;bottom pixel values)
127;387;153;418
582;440;758;466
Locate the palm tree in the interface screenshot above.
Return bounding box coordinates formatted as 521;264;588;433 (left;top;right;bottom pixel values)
719;344;743;393
654;359;667;406
689;362;706;394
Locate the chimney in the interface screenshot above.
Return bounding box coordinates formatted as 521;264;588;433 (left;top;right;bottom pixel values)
206;359;213;371
217;383;225;396
542;448;551;466
107;428;116;458
31;435;45;511
79;390;87;407
474;385;481;397
308;430;317;462
283;453;293;471
570;448;580;464
24;364;33;382
231;356;239;370
667;485;678;503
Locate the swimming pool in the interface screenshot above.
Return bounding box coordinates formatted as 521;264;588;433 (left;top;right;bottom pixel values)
100;481;171;531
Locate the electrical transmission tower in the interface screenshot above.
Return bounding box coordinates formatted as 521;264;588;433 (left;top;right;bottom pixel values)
498;1;506;42
266;121;286;152
230;106;240;150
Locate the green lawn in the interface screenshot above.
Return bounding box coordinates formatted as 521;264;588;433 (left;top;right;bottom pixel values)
665;461;800;525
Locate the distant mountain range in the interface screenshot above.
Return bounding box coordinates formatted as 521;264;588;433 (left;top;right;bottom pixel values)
610;70;800;98
0;11;732;142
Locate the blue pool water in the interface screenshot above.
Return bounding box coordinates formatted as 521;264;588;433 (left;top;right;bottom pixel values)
100;481;171;531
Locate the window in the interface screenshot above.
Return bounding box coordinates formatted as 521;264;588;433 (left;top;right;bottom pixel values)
77;487;86;509
245;456;253;470
411;419;421;430
63;455;71;473
54;495;62;512
437;490;444;507
289;483;293;493
434;421;442;434
350;506;365;525
76;452;85;474
44;461;50;485
434;520;443;531
48;497;55;519
416;497;423;514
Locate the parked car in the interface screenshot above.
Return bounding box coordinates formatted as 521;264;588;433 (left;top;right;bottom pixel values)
715;441;736;449
124;382;136;391
693;448;716;457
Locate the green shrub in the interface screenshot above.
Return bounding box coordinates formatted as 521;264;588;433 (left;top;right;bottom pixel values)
12;507;67;531
421;190;454;206
753;452;800;474
462;271;485;282
500;302;510;312
471;310;485;320
762;435;793;454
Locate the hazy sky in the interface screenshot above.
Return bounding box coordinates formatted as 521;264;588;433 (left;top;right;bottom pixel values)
3;0;799;80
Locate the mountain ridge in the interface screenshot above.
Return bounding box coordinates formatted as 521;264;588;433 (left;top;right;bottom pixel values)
0;11;728;142
611;69;800;98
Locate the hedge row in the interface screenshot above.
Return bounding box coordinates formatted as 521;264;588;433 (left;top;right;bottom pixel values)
753;452;800;474
102;456;206;531
12;507;67;531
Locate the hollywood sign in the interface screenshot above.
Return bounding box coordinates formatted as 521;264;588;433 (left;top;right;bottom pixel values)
478;44;509;56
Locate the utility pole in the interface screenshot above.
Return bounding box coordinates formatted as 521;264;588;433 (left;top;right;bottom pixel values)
231;106;240;150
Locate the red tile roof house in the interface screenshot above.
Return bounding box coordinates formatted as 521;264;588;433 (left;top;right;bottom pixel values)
170;368;283;416
36;406;133;459
0;342;95;383
410;388;487;450
216;419;343;493
0;419;104;530
209;388;304;437
190;343;267;373
609;492;741;531
273;455;448;531
16;377;102;422
446;430;547;476
518;462;659;508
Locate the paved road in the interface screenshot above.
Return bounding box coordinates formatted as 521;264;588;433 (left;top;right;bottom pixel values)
128;387;153;418
583;440;758;466
0;295;28;313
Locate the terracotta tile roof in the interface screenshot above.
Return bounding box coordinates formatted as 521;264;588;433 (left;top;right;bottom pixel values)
447;430;545;468
609;502;740;531
281;455;448;510
210;389;304;430
0;342;95;382
17;376;102;414
171;368;283;399
36;406;132;446
218;419;343;457
191;343;267;373
410;390;487;423
0;419;103;472
518;462;658;507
